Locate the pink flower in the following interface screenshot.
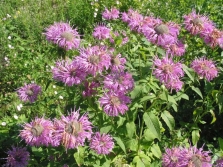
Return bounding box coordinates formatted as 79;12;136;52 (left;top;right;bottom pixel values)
103;71;134;93
164;40;185;56
183;10;215;35
93;24;111;40
153;56;184;84
82;81;100;97
52;59;86;86
19;117;54;146
17;83;42;103
4;146;30;167
90;132;114;155
102;8;120;20
74;45;111;76
191;57;218;81
99;91;131;116
44;22;81;50
52;108;92;150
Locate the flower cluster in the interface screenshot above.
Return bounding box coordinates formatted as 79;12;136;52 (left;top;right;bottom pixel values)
17;83;42;103
4;146;30;167
121;9;185;56
191;57;218;81
44;22;81;50
102;7;120;20
19;109;115;154
162;145;212;167
153;56;184;91
19;109;92;150
183;10;223;49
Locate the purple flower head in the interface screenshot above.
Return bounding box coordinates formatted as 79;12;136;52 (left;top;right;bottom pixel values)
110;53;126;71
19;117;54;146
103;71;134;93
102;8;120;20
164;78;184;92
90;132;114;155
52;59;86;86
93;23;111;40
183;10;215;35
143;22;180;47
164;40;186;56
187;145;212;167
122;9;144;31
82;81;100;97
17;83;42;103
139;16;162;33
153;56;184;84
75;45;111;76
162;147;188;167
53;109;92;150
162;145;212;167
4;146;30;167
44;22;81;50
216;157;223;167
201;28;223;48
99;91;131;116
191;57;218;81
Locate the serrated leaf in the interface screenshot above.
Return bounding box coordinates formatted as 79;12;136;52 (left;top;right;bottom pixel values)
161;110;175;131
150;144;162;158
143;112;161;140
100;125;112;134
144;128;156;141
126;122;136;138
113;137;126;154
191;86;203;99
126;139;138;151
130;85;142;99
218;137;223;150
140;95;156;103
192;129;200;145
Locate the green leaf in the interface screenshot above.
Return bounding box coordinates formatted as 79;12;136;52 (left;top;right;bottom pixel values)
183;64;194;81
126;139;138;151
113;137;126;154
140;95;156;103
161;110;175;131
144;128;156;141
143;112;161;140
130;85;142;99
191;86;203;99
100;125;112;134
192;129;200;145
209;110;216;124
150;144;162;158
74;146;85;166
126;122;136;138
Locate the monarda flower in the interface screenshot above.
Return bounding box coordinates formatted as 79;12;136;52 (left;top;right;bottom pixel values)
90;132;114;155
102;7;120;20
17;83;42;103
121;9;144;31
110;53;126;72
191;57;218;81
142;22;180;47
53;109;92;150
200;28;223;48
44;22;81;50
99;91;131;116
162;145;212;167
103;71;134;93
19;117;54;146
4;146;30;167
164;40;186;56
183;10;215;35
74;45;111;76
93;24;111;40
82;81;100;97
153;56;184;84
52;60;86;86
215;157;223;167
